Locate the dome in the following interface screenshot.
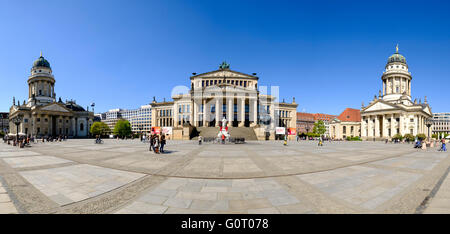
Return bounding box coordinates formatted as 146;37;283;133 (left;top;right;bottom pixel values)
33;53;51;68
387;45;406;64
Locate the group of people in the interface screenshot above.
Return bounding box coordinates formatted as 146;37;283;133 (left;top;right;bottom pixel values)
3;134;68;148
148;134;166;154
413;138;447;151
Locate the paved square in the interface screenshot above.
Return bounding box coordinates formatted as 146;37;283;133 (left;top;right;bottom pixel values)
0;139;449;213
19;164;144;205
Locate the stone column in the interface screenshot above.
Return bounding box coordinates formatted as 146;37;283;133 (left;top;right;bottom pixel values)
48;115;52;136
215;98;220;127
368;116;374;137
399;115;403;136
202;99;206;127
375;115;380;138
390;114;395;137
228;97;233;127
239;98;245;127
193;100;198;127
361;117;366;138
251;98;258;127
382;114;387;138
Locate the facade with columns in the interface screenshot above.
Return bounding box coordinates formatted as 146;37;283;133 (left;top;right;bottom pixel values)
360;46;432;140
8;54;94;137
151;62;297;139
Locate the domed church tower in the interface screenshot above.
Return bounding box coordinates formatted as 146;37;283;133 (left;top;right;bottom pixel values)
27;52;56;105
382;45;412;102
360;45;432;140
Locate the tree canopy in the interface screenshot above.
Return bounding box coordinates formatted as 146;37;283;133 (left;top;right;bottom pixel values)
90;122;110;136
113;119;132;137
312;120;326;136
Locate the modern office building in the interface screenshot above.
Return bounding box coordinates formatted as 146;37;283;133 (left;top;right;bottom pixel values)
101;105;152;134
432;113;450;136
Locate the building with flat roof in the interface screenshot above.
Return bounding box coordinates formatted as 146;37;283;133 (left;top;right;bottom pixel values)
432;113;450;136
0;112;9;133
101;105;152;134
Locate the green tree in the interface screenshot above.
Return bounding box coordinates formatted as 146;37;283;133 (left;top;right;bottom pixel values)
312;120;326;136
113;119;132;137
417;133;427;141
0;131;5;138
393;134;403;141
90;122;110;136
403;133;415;142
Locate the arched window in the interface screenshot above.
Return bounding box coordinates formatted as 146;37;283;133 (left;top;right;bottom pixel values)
80;123;84;131
343;126;346;134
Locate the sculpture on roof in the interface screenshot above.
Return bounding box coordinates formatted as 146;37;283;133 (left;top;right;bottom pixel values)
219;61;230;70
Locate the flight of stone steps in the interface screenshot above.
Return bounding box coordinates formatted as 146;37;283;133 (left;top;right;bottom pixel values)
194;127;258;140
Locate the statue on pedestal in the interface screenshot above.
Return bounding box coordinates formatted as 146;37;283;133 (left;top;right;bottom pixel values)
218;118;230;140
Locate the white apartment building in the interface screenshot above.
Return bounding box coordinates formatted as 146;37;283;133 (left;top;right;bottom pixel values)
432;113;450;136
101;105;152;133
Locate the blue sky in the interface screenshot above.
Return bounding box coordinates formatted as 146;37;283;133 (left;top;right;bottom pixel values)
1;0;449;115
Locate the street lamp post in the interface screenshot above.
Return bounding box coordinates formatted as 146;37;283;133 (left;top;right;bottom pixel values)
12;115;23;143
91;102;95;114
425;118;433;142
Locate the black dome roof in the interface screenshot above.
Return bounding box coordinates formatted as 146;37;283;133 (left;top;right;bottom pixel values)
33;54;51;68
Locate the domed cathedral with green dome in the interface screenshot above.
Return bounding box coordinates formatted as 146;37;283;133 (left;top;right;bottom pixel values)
360;45;433;140
8;53;94;138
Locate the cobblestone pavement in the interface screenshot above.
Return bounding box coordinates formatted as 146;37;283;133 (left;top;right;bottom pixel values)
0;139;449;214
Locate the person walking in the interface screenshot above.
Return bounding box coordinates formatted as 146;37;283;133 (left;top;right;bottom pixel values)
155;135;160;154
439;138;447;152
198;135;203;145
160;134;166;153
149;134;155;152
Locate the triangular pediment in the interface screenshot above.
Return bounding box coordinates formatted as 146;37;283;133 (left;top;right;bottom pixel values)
192;69;257;79
363;100;399;112
423;106;432;116
40;103;71;113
